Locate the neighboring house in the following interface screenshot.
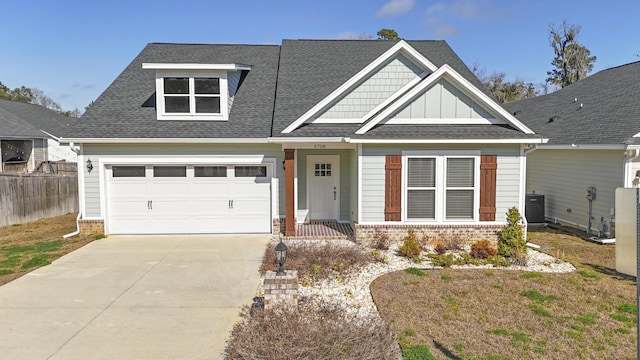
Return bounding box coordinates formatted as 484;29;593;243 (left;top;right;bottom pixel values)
0;99;78;173
63;40;546;242
504;61;640;236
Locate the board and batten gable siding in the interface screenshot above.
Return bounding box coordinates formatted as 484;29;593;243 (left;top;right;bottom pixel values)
81;143;284;218
393;79;493;120
526;149;623;229
317;54;424;120
296;149;354;222
360;144;522;223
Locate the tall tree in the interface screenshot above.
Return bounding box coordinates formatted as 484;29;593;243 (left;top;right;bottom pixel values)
546;21;596;87
377;28;401;40
472;66;537;103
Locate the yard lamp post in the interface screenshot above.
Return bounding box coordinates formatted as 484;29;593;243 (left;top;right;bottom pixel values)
275;240;288;276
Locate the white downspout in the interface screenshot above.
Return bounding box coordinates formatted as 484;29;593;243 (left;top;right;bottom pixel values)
63;142;82;239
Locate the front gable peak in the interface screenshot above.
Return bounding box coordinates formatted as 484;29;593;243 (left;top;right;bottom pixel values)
356;64;535;135
281;41;438;133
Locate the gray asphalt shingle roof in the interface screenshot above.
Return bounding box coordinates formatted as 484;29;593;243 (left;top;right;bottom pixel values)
0;99;76;139
272;39;492;136
73;43;281;139
504;61;640;145
70;39;528;141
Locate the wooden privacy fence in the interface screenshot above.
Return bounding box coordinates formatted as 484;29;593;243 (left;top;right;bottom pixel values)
0;175;78;227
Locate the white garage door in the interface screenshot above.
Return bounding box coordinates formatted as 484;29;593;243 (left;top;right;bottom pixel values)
107;164;271;234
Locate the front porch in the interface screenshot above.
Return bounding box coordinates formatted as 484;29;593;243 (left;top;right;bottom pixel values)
282;145;357;238
279;220;354;241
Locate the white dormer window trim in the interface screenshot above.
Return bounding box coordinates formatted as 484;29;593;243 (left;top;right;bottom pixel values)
142;63;251;121
155;71;229;121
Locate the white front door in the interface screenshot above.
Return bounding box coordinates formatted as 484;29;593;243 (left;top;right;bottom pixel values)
307;155;339;220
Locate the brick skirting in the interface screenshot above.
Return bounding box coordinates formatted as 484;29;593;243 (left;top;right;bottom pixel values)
79;219;104;236
354;223;508;247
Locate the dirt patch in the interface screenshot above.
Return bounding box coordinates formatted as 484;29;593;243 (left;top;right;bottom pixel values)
371;227;637;359
0;213;96;286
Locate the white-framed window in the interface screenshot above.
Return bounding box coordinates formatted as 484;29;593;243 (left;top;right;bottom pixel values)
155;71;229;121
403;151;480;222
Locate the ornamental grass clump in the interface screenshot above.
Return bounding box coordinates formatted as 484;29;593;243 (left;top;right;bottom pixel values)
498;207;527;263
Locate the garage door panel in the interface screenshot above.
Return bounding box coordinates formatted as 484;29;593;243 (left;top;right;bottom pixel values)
150;182;189;197
107;164;272;234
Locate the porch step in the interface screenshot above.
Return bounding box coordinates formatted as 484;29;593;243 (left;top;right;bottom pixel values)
280;221;354;241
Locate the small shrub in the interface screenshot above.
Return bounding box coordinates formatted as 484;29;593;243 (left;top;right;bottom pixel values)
498;207;527;260
398;229;421;259
370;249;388;263
418;232;431;252
428;253;456;267
446;233;467;251
372;229;390;250
432;240;446;254
94;234;106;240
260;242;375;281
405;267;425;276
224;304;400;359
470;240;498;259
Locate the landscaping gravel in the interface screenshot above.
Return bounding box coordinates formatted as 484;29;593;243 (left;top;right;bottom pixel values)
258;241;575;319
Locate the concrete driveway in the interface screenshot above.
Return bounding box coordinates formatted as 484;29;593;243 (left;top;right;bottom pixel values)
0;234;270;359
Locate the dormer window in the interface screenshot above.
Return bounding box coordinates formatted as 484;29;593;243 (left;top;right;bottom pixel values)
163;76;223;115
143;63;251;121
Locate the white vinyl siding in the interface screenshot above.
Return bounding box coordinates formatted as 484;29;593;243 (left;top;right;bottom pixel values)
81;143;284;218
393;79;493;120
317;54;424;120
360;144;522;223
526;149;623;229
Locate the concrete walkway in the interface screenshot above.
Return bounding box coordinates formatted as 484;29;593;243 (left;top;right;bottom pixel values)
0;234;270;359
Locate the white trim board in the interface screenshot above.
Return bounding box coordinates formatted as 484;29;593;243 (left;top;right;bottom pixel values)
62;138;270;144
142;63;251;71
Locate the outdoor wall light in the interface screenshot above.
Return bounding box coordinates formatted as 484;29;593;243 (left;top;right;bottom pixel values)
86;159;93;173
275;240;288;276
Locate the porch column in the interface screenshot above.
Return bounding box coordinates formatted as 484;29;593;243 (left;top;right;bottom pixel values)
284;149;295;236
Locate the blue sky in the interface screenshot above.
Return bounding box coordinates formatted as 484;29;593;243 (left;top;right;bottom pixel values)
1;0;638;112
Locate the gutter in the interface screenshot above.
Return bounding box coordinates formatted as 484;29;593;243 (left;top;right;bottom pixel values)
63;143;82;239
